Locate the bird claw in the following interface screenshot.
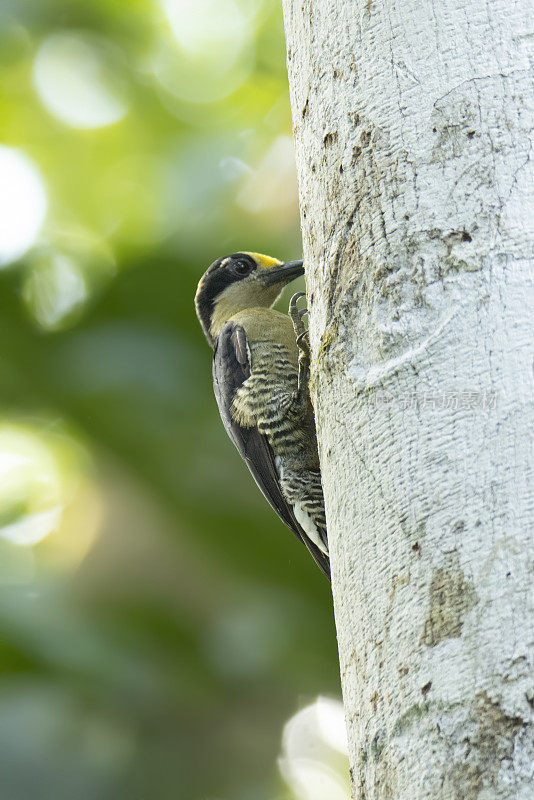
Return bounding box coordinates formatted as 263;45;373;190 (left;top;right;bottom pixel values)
289;291;307;331
289;293;310;359
296;332;310;361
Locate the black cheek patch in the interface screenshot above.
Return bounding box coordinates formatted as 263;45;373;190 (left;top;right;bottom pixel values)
195;267;239;345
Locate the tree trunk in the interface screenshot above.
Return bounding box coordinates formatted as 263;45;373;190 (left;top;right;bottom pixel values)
282;0;534;797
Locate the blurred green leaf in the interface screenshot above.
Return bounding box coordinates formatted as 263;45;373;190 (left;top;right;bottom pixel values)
0;2;339;799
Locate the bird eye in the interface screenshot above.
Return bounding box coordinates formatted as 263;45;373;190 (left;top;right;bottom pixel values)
232;259;253;276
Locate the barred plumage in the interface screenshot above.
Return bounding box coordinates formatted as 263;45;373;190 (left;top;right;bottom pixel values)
232;337;327;557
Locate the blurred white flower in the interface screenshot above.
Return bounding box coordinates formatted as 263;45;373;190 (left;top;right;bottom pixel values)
0;146;47;267
315;695;349;755
154;0;262;105
0;426;63;548
22;224;116;330
23;253;87;330
279;697;350;800
159;0;249;57
33;32;128;129
0;422;102;579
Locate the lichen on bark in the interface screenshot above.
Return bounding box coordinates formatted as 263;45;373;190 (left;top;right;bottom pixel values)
421;551;478;647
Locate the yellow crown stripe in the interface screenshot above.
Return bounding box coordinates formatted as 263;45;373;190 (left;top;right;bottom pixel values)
242;252;282;270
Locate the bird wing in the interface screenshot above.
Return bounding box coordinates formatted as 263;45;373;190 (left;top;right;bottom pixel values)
212;321;330;579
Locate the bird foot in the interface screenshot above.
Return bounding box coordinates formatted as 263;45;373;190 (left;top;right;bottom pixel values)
289;292;310;358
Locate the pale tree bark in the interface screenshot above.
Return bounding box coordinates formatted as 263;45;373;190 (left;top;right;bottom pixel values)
282;0;534;798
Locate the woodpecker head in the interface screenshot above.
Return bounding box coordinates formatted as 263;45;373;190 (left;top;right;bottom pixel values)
195;252;304;346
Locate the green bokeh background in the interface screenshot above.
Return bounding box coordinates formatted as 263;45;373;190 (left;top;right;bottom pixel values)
0;1;339;798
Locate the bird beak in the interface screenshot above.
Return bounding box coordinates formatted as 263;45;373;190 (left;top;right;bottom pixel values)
260;260;304;286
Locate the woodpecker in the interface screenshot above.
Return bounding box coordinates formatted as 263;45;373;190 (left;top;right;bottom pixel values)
195;252;329;578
